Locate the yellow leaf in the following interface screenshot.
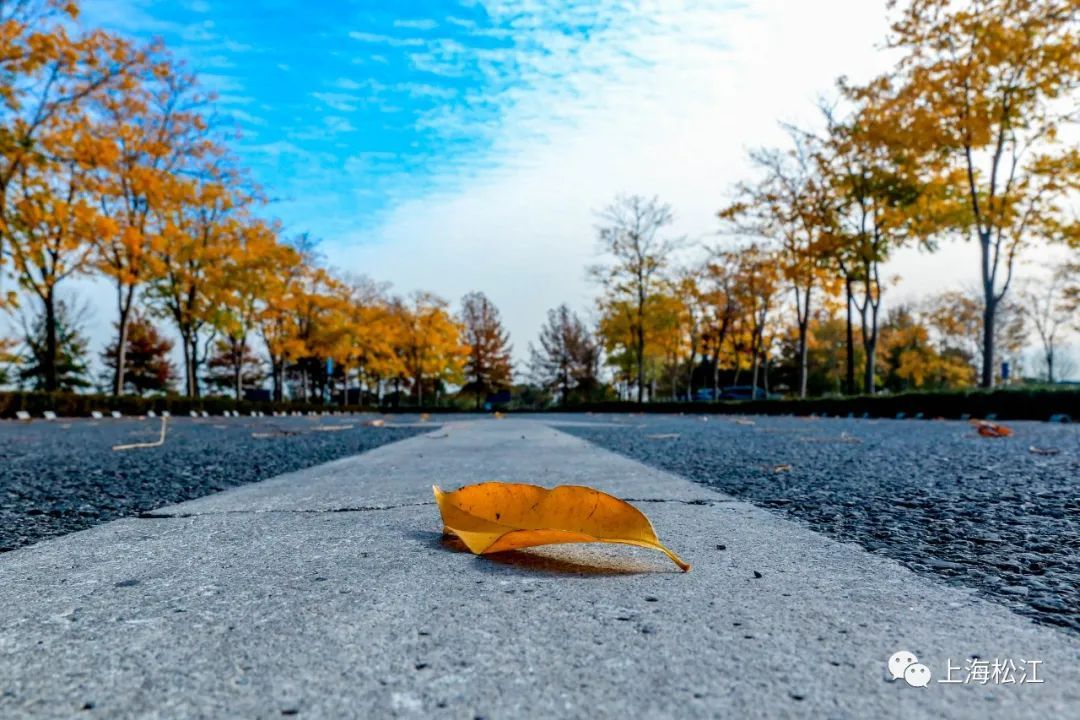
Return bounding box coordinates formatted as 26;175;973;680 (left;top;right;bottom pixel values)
433;482;690;572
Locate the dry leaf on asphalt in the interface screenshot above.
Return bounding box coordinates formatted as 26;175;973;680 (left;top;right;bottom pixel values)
972;420;1013;437
433;482;690;572
1029;446;1060;456
771;463;792;473
493;411;505;419
419;412;431;422
365;418;386;427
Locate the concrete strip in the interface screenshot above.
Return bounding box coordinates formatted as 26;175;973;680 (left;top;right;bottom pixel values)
0;419;1077;719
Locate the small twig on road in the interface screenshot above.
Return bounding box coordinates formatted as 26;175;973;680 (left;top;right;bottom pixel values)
113;416;168;451
310;424;354;433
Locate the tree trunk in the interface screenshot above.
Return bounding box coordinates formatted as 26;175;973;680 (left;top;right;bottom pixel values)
113;286;135;396
980;290;996;388
797;286;811;399
635;322;645;404
861;314;877;396
844;278;855;396
189;337;200;398
233;343;242;401
711;349;719;402
750;349;759;395
43;288;58;392
180;331;194;398
271;356;283;402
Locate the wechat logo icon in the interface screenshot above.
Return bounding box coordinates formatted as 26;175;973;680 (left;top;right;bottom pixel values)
889;650;932;688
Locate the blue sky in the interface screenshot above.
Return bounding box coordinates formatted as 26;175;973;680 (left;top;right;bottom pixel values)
82;0;655;241
74;0;1043;369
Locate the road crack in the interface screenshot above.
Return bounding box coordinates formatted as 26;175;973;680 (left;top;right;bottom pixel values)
138;501;436;519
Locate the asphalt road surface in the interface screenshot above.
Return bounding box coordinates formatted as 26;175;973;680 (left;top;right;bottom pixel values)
562;414;1079;634
0;414;425;552
3;411;1076;636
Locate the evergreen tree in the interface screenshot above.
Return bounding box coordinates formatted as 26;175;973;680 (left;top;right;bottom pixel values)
18;299;91;392
459;291;513;408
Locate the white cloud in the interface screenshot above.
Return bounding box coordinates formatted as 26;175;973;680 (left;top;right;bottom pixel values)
326;0;909;360
393;19;438;30
347;31;425;47
311;91;359;113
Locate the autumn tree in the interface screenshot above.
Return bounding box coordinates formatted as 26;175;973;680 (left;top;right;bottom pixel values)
394;291;465;406
93;54;213;396
697;251;739;398
459;291;512;408
0;334;17;385
341;277;404;405
213;218;280;400
1;26;139;390
671;269;705;399
879;304;974;391
590;194;681;402
720;131;838;397
817;93;936;394
149;162;241;397
284;264;343;402
722;243;781;392
0;5;136;310
886;0;1079;387
100;311;175;394
255;236;310;401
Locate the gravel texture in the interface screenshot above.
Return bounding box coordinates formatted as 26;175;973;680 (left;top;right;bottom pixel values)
562;414;1080;634
0;414;426;552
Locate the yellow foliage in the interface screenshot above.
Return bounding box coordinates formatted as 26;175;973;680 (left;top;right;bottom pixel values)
434;482;690;571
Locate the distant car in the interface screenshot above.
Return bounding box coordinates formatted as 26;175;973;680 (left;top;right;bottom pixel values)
719;385;768;401
695;388;717;402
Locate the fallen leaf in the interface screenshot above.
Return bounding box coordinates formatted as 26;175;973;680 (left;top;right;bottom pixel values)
419;413;431;422
771;463;792;473
972;419;1013;438
365;418;386;428
433;482;690;572
646;433;680;440
493;411;505;420
1029;446;1060;456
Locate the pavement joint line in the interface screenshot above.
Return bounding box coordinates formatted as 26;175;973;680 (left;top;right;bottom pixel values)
136;501;437;519
134;497;728;519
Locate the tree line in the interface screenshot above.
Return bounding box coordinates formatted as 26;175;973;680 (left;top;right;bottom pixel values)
0;0;1077;406
592;0;1077;401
